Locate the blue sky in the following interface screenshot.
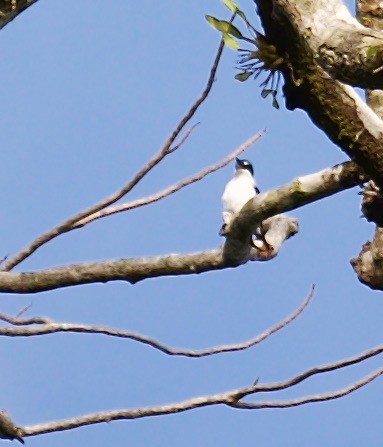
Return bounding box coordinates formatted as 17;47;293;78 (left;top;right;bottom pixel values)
1;0;382;446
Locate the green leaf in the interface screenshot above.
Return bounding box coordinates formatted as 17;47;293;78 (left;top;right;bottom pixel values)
272;96;280;109
221;0;238;13
367;46;379;59
235;72;252;81
205;15;243;38
237;9;246;20
221;0;247;21
261;89;273;98
225;22;243;38
222;32;240;50
205;15;222;32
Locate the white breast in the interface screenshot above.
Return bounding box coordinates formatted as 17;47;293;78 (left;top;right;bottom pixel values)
221;170;256;225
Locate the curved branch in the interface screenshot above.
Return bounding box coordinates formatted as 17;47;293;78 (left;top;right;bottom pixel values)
0;162;360;294
232;343;383;399
0;286;313;356
1;36;227;273
21;343;383;438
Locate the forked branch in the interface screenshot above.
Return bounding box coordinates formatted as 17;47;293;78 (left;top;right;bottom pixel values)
1;35;227;272
21;343;383;438
72;131;265;228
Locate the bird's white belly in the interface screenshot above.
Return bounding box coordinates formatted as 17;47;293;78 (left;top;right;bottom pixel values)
222;177;255;222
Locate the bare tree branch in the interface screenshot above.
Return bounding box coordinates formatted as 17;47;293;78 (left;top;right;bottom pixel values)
229;368;383;409
0;286;314;356
167;122;200;153
1;35;227;273
231;344;383;399
249;214;299;261
21;344;383;438
73;131;265;229
0;162;360;294
0;312;51;326
222;161;361;263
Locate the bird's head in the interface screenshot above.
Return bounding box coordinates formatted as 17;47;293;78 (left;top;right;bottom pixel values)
235;158;254;176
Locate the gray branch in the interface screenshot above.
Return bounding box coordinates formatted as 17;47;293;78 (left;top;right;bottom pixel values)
0;162;360;294
270;0;383;89
0;287;313;356
254;0;383;189
21;343;383;438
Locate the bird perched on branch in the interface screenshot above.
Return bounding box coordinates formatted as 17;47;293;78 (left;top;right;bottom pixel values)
221;158;267;248
221;158;259;229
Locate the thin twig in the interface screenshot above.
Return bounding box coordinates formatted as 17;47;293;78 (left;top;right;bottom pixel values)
231;343;383;400
73;130;265;228
2;36;226;272
168;122;200;154
229;368;383;409
0;284;313;357
0;312;51;326
14;303;34;320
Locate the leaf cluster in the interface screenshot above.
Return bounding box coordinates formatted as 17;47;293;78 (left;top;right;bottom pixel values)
205;0;283;108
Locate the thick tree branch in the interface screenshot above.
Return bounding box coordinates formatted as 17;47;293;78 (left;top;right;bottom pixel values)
259;0;383;89
250;215;298;260
350;0;383;290
21;343;383;438
0;287;313;356
0;162;360;294
223;161;360;251
0;249;226;294
253;0;383;189
0;0;38;30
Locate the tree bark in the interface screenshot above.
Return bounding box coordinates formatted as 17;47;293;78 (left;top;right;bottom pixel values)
0;162;359;294
254;0;383;188
350;0;383;290
0;0;38;30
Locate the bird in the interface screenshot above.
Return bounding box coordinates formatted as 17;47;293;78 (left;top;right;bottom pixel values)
221;158;268;249
221;158;259;230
